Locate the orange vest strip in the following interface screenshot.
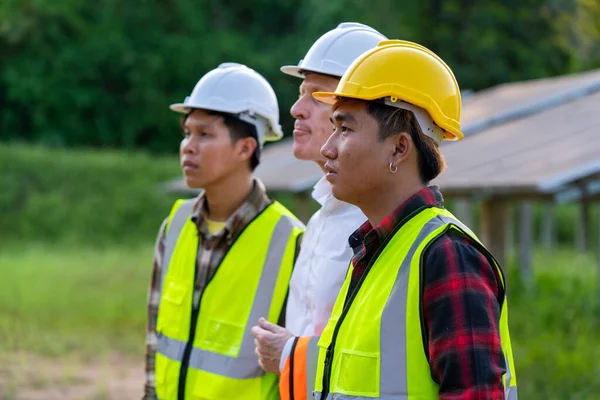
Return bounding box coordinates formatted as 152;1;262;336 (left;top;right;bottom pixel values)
280;336;320;400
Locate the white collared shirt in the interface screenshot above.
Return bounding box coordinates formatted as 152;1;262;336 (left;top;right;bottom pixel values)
285;176;367;336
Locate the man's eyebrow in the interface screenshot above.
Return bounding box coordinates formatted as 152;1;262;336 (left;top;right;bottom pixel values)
331;111;357;124
183;115;220;130
300;82;322;94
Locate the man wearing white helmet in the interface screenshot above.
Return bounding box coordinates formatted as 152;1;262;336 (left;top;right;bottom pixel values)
250;23;387;400
143;62;305;400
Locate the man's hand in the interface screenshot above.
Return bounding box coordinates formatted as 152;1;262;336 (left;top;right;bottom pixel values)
251;317;294;374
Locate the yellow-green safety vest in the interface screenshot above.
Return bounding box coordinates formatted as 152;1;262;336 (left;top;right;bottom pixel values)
314;206;517;400
156;199;305;400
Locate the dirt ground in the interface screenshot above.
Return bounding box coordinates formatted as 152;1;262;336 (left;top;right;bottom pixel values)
0;353;143;400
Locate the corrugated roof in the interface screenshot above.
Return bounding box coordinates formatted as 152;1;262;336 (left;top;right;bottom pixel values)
434;70;600;199
459;68;600;135
167;68;600;198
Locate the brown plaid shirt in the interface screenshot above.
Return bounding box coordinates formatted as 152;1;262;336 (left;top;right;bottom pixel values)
143;179;287;399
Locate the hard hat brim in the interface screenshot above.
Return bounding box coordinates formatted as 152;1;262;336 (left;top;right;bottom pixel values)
169;103;191;114
280;65;343;80
312;91;341;105
280;66;305;79
312;91;464;141
168;103;283;142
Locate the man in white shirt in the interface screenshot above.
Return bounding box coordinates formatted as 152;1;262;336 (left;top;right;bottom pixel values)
251;23;387;395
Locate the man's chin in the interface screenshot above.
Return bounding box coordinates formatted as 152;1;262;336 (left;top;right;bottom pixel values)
330;185;349;203
291;144;311;161
292;143;325;165
184;178;205;190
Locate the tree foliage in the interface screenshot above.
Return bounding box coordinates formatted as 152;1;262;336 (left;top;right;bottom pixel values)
0;0;598;153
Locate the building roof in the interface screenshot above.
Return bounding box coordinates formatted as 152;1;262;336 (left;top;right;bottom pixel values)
434;69;600;201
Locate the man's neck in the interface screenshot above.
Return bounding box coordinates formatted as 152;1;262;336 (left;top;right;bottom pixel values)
203;172;254;222
358;178;425;228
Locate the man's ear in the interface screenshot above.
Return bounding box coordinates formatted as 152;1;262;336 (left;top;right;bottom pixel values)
236;137;258;162
389;131;413;169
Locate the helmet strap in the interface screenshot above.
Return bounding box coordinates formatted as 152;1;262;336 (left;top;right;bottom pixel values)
238;112;269;149
383;98;444;144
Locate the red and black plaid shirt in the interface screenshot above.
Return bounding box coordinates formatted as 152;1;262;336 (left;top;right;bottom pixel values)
348;186;506;400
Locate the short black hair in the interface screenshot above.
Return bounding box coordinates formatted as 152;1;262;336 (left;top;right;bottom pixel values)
181;110;261;171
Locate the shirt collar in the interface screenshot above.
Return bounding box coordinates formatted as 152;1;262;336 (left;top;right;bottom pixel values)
311;175;359;214
191;178;271;242
311;175;331;206
349;185;444;251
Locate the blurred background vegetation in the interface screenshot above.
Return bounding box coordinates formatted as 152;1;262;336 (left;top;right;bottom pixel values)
1;0;600;398
1;0;599;153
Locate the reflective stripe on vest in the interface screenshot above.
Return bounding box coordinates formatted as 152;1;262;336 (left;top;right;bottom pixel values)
155;199;303;399
157;334;264;379
314;208;517;400
304;336;320;399
161;199;195;294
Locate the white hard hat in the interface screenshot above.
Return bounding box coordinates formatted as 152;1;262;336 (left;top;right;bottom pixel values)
280;22;388;79
170;62;283;146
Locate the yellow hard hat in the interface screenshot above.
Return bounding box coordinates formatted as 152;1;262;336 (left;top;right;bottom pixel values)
313;40;463;141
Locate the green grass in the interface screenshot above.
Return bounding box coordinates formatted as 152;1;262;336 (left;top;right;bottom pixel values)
0;243;153;358
507;248;600;399
1;243;599;398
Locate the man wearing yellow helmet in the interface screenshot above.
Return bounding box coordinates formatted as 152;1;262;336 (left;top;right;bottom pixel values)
308;40;518;399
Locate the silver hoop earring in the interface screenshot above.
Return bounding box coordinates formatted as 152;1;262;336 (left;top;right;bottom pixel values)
389;162;398;174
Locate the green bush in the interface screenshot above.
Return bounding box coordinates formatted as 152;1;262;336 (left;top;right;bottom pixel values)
0;143;181;246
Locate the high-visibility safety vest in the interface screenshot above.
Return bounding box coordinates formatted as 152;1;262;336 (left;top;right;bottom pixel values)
155;198;305;400
312;206;517;400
